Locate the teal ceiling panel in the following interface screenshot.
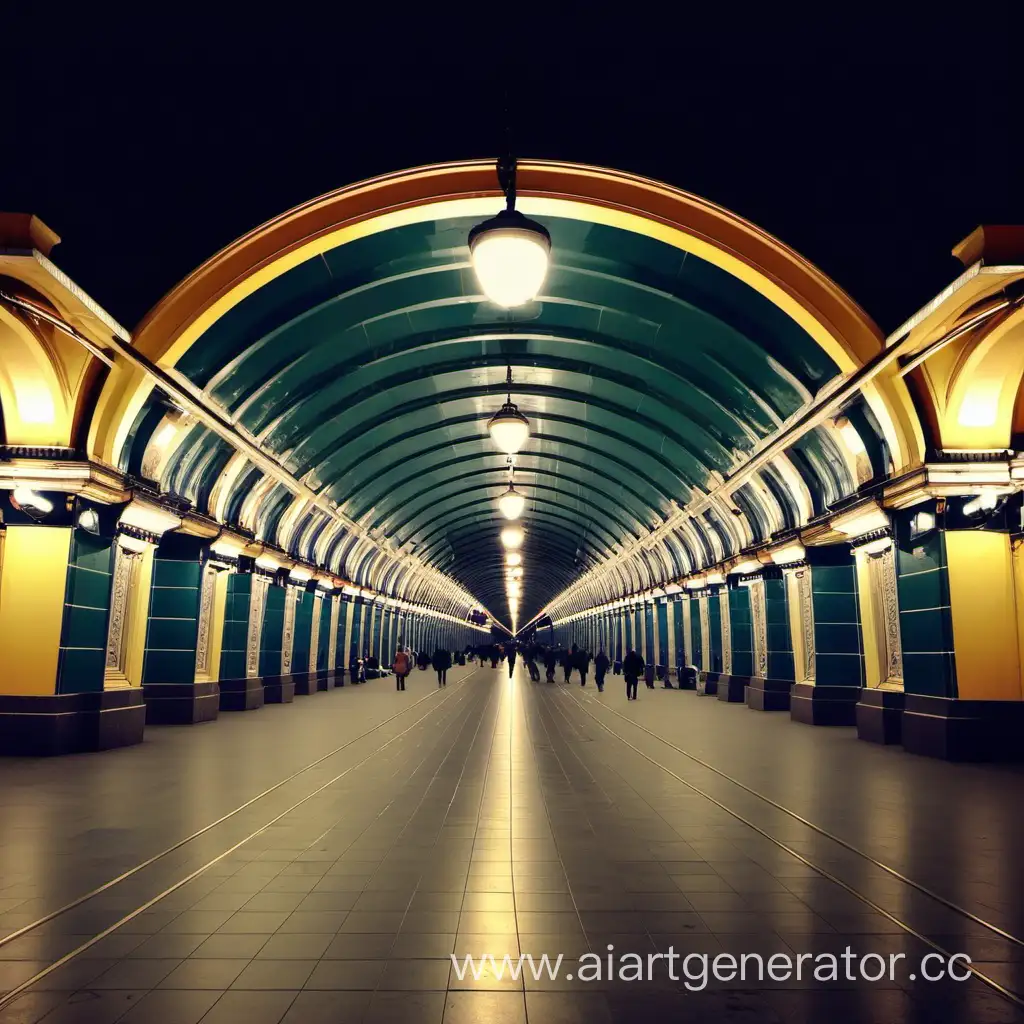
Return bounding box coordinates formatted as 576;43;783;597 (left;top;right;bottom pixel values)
152;210;844;622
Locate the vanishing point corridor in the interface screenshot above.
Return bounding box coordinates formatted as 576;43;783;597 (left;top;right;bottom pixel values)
1;664;1021;1023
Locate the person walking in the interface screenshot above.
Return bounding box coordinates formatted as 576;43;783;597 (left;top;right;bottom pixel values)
507;641;518;679
594;648;610;692
623;647;644;701
393;646;411;691
431;645;451;687
544;647;558;683
561;646;573;684
525;644;540;682
490;644;499;669
577;647;592;687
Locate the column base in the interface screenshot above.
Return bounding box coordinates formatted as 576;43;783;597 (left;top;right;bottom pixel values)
790;682;858;726
697;671;719;696
0;690;146;755
292;672;329;696
262;675;296;703
325;669;345;687
142;682;220;725
901;695;1024;761
676;667;697;689
715;674;750;702
218;677;265;712
745;677;794;711
855;688;904;744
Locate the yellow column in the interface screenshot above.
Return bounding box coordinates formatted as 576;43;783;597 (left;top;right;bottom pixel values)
948;531;1022;701
0;526;71;694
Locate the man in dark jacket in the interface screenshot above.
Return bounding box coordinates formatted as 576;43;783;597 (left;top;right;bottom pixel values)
432;646;452;687
544;648;558;682
562;646;575;684
594;649;610;692
576;647;592;687
622;647;644;701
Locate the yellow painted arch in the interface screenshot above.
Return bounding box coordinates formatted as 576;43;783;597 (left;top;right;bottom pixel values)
87;159;925;472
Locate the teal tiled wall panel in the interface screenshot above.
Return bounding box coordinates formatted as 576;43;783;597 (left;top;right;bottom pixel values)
728;587;753;677
56;533;114;694
143;555;201;684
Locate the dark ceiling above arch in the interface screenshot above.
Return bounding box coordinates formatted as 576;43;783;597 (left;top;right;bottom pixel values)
124;209;857;625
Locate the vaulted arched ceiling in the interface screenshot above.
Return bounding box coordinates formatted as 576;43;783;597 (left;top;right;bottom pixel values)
97;161;918;628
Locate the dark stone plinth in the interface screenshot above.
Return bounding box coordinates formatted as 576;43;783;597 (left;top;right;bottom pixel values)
746;677;794;711
0;689;146;755
698;671;719;696
143;682;220;725
292;671;328;696
790;682;859;726
261;675;296;704
716;674;750;703
901;694;1024;761
219;677;265;712
856;688;904;744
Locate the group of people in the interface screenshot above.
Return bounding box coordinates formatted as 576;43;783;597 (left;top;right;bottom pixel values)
381;638;661;702
475;640;655;700
388;645;457;690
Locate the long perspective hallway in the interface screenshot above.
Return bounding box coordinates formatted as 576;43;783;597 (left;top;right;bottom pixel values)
1;665;1021;1024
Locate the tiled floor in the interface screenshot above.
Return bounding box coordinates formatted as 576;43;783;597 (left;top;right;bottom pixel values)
1;664;1023;1022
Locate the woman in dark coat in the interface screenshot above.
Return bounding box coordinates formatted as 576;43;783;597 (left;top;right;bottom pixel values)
432;646;452;687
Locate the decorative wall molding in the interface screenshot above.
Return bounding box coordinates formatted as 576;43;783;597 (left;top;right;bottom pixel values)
281;589;297;673
796;568;816;682
869;545;904;686
699;595;711;671
750;578;768;678
194;564;217;678
721;594;733;674
246;576;269;677
309;594;322;674
105;543;142;684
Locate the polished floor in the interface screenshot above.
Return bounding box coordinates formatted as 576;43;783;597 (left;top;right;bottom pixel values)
1;665;1022;1023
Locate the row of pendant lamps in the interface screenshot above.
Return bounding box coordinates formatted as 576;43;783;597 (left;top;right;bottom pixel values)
469;157;552;631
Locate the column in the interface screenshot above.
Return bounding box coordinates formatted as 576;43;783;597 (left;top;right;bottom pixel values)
746;571;797;711
0;505;146;754
259;579;296;703
312;590;332;689
290;585;317;695
327;593;341;681
141;533;222;724
695;591;715;694
859;501;1023;758
218;572;267;711
717;584;750;702
656;599;669;681
790;546;863;727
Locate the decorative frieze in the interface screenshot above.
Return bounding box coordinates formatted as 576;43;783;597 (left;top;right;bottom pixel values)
309;595;322;673
868;544;904;686
194;565;217;677
750;578;768;678
796;568;816;682
720;595;732;674
246;576;269;677
281;588;297;673
105;542;142;684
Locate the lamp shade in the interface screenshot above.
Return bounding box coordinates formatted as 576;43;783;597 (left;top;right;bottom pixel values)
469;209;551;308
500;525;525;549
487;402;530;455
497;483;525;520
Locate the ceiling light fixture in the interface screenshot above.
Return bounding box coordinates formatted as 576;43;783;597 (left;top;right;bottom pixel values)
469;154;550;308
500;524;525;550
497;459;526;519
488;366;530;455
506;552;522;567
